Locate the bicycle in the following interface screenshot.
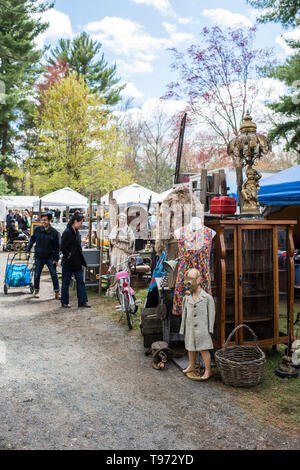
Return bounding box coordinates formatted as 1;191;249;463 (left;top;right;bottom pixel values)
104;255;140;330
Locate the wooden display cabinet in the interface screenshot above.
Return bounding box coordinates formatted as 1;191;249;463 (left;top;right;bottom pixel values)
206;220;296;348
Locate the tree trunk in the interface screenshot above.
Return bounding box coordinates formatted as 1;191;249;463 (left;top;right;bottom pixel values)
1;122;8;156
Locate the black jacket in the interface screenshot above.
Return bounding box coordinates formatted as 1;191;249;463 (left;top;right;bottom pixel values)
61;226;87;271
7;224;21;241
27;225;59;261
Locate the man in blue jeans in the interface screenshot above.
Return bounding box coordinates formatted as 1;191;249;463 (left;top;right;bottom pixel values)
60;213;90;308
27;213;60;299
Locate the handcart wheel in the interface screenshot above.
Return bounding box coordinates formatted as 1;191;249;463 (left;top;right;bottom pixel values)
29;283;34;294
3;284;8;295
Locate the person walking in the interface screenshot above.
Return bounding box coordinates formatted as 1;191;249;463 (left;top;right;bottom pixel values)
60;213;91;309
27;212;60;299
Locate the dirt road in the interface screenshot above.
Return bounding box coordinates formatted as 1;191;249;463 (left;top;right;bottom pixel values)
0;252;299;450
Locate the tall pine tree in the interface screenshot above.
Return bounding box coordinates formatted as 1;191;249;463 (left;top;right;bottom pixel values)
0;0;53;190
248;0;300;159
48;32;125;106
247;0;300;28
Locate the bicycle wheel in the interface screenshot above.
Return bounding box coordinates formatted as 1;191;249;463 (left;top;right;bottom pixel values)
124;293;133;330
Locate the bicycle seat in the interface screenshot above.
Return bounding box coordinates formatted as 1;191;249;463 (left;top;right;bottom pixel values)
116;271;129;280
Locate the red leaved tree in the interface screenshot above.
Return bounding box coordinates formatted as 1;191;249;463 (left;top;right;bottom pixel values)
38;59;70;96
164;26;274;167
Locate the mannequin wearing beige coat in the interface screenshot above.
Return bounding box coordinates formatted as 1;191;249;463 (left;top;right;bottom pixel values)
179;268;216;380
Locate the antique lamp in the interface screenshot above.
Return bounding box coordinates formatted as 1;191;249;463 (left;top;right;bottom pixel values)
227;112;272;215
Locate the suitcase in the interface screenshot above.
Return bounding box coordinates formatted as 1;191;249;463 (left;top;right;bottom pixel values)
140;308;163;347
210;196;236;215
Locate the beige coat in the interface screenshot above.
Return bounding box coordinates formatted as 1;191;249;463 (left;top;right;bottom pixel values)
179;290;215;351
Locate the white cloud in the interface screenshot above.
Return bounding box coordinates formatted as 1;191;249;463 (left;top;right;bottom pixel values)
86;17;166;57
122;82;145;99
178;17;198;25
203;8;253;28
117;96;187;123
131;0;176;17
35;8;73;50
85;17;193;61
117;59;153;74
162;22;177;34
276;27;300;55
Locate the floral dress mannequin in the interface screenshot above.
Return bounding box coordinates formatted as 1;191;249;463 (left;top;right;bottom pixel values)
172;217;215;316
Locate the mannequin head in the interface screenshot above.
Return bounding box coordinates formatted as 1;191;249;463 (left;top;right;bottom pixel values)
184;268;202;294
190;217;203;230
118;212;127;228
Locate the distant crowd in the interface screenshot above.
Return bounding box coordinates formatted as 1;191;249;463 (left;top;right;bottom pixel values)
6;209;31;242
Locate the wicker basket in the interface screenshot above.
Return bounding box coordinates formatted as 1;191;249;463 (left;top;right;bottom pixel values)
215;324;266;388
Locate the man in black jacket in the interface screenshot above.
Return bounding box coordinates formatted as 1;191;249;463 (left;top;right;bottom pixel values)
27;213;60;299
60;213;90;308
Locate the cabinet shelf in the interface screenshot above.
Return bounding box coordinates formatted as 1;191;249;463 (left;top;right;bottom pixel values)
243;270;273;274
242;294;272;298
243;317;273;323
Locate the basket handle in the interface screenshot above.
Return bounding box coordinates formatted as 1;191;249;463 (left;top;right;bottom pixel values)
224;324;258;349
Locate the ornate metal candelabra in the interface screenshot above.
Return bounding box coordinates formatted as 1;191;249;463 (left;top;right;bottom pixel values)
227;112;272;214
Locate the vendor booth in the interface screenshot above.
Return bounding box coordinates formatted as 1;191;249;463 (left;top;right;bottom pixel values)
101;184;159;207
33;187;88;209
258;165;300;289
259;165;300;206
0;195;39;209
259;165;300;247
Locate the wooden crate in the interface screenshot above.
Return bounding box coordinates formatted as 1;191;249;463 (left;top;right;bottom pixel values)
140;307;163;347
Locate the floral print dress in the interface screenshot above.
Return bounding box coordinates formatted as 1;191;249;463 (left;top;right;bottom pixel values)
172;225;213;316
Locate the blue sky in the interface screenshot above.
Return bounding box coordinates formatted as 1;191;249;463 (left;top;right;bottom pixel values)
38;0;290;107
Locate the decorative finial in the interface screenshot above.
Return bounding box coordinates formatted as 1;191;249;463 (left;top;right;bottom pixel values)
240;111;257;134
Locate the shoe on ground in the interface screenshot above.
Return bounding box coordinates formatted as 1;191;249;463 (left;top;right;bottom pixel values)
78;303;91;308
61;304;71;308
33;290;39;298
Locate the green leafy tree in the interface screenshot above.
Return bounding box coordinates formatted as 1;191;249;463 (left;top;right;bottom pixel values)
247;0;300;28
33;73;132;195
268;44;300;160
0;174;9;194
248;0;300;160
0;0;53;190
48;32;125;106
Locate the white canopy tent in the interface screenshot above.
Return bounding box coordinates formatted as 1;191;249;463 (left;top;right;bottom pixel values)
156;188;173;203
0;200;6;221
33;187;88;208
101;184;159;206
0;195;39;210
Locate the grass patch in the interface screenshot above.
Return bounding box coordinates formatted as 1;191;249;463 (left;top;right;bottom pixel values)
88;286;148;332
89;286;300;433
208;344;300;434
232;345;300;434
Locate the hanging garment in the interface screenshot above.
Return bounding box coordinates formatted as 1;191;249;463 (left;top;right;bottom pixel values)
179;290;215;351
145;251;167;308
172;225;213;316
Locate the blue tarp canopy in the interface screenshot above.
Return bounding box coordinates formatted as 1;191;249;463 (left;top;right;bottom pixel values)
258;165;300;205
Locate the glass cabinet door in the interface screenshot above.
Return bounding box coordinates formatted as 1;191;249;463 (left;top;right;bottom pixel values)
239;228;275;343
224;228;237;341
277;228;289;340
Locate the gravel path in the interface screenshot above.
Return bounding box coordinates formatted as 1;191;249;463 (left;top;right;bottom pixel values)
0;252;299;450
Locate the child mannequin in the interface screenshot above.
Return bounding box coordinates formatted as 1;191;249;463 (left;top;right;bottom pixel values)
179;268;216;381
